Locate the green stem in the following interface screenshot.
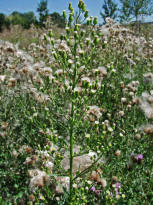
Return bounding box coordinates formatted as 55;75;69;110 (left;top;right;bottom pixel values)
69;99;74;201
69;52;77;202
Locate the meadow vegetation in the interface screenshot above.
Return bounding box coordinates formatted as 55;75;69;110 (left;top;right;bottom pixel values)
0;22;64;50
0;1;153;204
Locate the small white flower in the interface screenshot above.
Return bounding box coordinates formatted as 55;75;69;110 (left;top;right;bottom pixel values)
119;133;123;137
95;121;99;125
45;161;54;170
86;37;90;42
98;66;107;76
33;113;38;117
108;127;113;132
0;75;6;82
100;178;107;188
68;59;73;64
85;186;89;190
66;26;70;31
78;50;84;56
112;69;116;73
12;150;18;158
129;92;134;97
85;134;90;138
87;180;92;185
81;77;91;84
72;183;77;188
121;98;127;103
127;104;132;109
74;87;82;93
118;111;124;117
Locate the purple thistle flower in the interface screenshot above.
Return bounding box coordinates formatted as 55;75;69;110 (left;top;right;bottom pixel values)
90;186;96;192
115;182;120;188
137;154;143;160
115;182;121;195
95;190;101;195
137;154;143;164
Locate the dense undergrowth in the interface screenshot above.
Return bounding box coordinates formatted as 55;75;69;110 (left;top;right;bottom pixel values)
0;1;153;205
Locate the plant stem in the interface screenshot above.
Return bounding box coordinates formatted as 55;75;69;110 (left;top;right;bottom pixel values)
69;34;78;202
69;98;74;201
